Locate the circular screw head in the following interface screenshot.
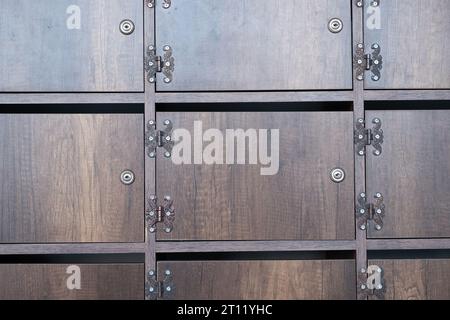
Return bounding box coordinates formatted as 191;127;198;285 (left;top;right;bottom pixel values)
149;227;156;233
360;224;366;230
359;150;364;156
149;77;155;83
356;1;363;7
165;135;171;141
376;209;382;214
120;170;135;185
149;286;154;293
361;284;366;290
164;119;171;126
358;43;364;49
149;136;154;141
376;193;382;198
358;118;364;123
163;3;170;9
360;193;366;198
164;151;171;158
164;195;171;201
360;209;366;214
328;18;343;33
360;268;366;273
163;45;170;51
149;270;155;276
372;43;379;49
373;118;380;123
330;168;345;183
377;268;382;273
148;45;154;51
372;75;380;81
119;20;135;35
165;286;172;292
376;284;383;290
374;60;379;65
375;134;381;139
164;227;171;233
149;152;156;158
375;224;382;230
357;75;364;81
148;120;155;126
164;77;171;83
149;211;155;217
165;270;171;276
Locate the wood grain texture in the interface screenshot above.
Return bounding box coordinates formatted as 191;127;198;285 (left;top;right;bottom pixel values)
0;93;145;104
0;114;144;243
156;0;352;91
364;90;450;101
368;239;450;251
367;110;450;238
0;264;144;300
0;243;145;255
158;260;356;300
156;240;356;253
364;0;450;89
370;259;450;300
157;112;354;240
0;0;143;92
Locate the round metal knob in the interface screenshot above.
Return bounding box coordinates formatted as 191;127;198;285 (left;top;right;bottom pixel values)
119;19;135;35
328;18;343;33
120;170;135;185
330;168;345;183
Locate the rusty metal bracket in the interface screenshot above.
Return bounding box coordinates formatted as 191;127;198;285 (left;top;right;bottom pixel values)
358;265;385;300
354;117;383;156
146;269;174;300
145;45;174;84
146;195;175;233
145;119;174;158
356;192;385;231
354;43;383;81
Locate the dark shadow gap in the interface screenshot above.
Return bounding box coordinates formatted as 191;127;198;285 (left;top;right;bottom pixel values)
0;103;144;114
366;100;450;110
0;253;144;264
368;249;450;260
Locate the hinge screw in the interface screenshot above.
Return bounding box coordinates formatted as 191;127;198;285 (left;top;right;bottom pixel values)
149;227;156;233
163;3;170;9
371;1;379;7
360;268;366;273
148;61;154;67
357;43;364;49
357;59;363;65
377;268;382;273
374;134;381;139
149;211;155;217
373;118;380;124
148;45;155;51
149;136;154;142
356;1;363;7
148;120;155;126
149;77;156;83
164;227;171;233
165;61;171;67
149;270;155;276
376;284;383;290
359;150;364;156
375;224;382;230
164;119;171;126
149;152;156;158
360;193;366;198
373;60;380;65
165;135;172;142
360;224;366;230
164;151;171;158
358;134;364;139
360;284;366;290
376;209;382;214
163;45;171;51
166;211;171;217
164;77;171;83
358;118;364;124
166;286;172;292
374;150;381;156
149;286;155;293
372;43;379;49
147;0;154;8
357;75;364;81
164;195;171;201
372;75;380;81
359;209;365;214
165;270;171;276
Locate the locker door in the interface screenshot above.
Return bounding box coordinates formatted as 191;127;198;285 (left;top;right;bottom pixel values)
154;0;352;91
0;0;143;92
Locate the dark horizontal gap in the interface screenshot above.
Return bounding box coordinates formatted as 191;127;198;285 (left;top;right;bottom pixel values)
368;249;450;260
366;100;450;110
157;102;353;112
157;89;353;93
157;251;355;261
0;253;144;264
0;103;144;114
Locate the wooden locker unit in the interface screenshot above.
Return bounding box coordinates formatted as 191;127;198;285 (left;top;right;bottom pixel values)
369;259;450;300
0;114;144;243
0;0;144;92
155;111;355;241
0;264;144;300
154;0;352;91
156;260;356;300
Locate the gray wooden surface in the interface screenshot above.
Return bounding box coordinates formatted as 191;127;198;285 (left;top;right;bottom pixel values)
0;0;143;92
364;0;450;89
155;0;352;91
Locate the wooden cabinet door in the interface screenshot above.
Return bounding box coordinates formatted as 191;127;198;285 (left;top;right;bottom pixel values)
156;112;354;240
364;0;450;89
155;0;352;91
157;260;356;300
0;264;144;300
0;114;144;243
369;259;450;300
366;110;450;238
0;0;143;92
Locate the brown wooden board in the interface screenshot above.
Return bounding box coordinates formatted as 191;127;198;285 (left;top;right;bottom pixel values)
157;260;356;300
366;110;450;238
156;112;354;240
364;0;450;89
0;264;144;300
0;114;144;243
0;0;143;92
369;259;450;300
155;0;352;91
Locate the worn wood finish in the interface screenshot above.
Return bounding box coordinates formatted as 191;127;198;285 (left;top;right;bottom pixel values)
364;90;450;101
156;240;356;253
158;260;355;300
0;0;143;92
157;112;354;240
367;110;450;238
368;239;450;251
364;0;450;89
370;259;450;300
0;93;145;104
0;264;144;300
0;243;145;255
0;114;144;243
155;0;352;91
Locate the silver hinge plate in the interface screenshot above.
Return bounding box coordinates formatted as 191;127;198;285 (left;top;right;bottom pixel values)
354;117;383;156
146;195;175;234
356;192;385;231
356;0;380;7
146;0;171;9
358;265;385;300
354;43;383;81
146;269;174;300
145;119;174;158
145;45;174;84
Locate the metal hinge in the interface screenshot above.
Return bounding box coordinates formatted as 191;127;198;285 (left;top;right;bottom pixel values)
354;117;383;156
356;192;385;231
145;45;174;84
354;43;383;81
146;0;171;9
145;119;174;158
146;269;174;300
146;195;175;233
358;265;385;300
355;0;380;7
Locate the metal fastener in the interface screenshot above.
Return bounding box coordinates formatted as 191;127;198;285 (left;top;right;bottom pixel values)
166;286;172;292
361;284;366;290
375;193;382;198
164;195;171;201
359;150;365;155
149;77;155;83
149;227;156;233
164;227;171;233
374;150;381;156
330;168;345;183
360;224;366;230
360;268;366;273
375;224;382;230
360;193;366;198
149;270;155;276
165;270;171;276
120;170;135;185
119;19;135;35
149;152;156;158
328;18;343;33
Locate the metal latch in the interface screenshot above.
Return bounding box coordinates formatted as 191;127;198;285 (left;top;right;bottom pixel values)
146;269;174;300
146;195;175;233
145;119;174;158
145;45;174;84
358;265;385;300
354;43;383;81
354;118;383;156
356;192;385;231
